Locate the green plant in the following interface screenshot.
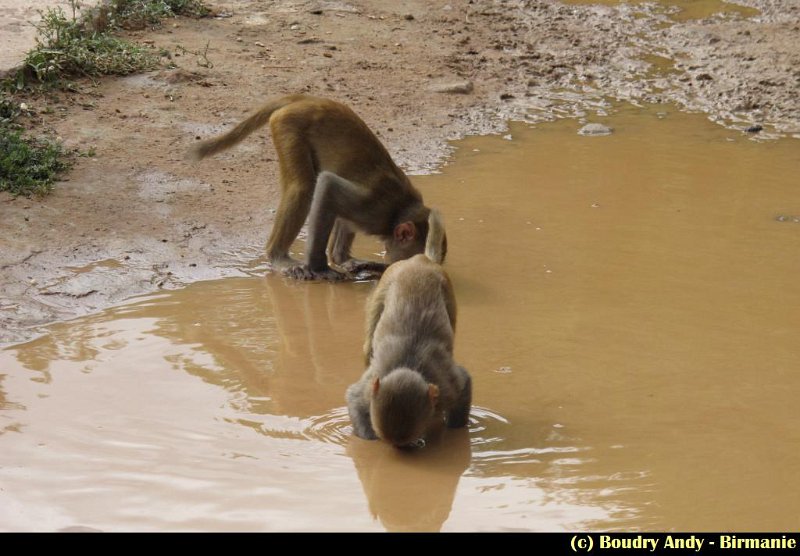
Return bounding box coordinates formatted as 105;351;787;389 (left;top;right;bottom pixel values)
0;97;23;125
0;128;70;196
109;0;211;28
22;6;157;84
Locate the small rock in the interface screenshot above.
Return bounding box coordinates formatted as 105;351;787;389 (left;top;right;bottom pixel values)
744;124;763;133
404;14;415;20
696;73;713;81
578;123;613;136
500;93;515;100
429;80;474;94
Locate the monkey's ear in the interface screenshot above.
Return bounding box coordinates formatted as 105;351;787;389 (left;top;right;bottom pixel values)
393;221;416;244
428;383;440;406
372;378;381;394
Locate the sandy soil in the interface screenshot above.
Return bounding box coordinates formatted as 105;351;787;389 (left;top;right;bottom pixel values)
1;0;798;345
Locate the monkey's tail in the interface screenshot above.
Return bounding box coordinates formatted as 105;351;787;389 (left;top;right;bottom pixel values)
187;94;306;161
425;209;446;264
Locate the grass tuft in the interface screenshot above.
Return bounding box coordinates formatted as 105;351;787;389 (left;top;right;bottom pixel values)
21;4;157;84
0;127;70;197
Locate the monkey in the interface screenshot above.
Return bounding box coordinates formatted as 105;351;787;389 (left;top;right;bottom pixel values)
346;210;471;448
189;94;445;281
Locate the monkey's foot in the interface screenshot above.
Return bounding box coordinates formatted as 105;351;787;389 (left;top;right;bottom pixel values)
283;264;349;282
340;259;388;275
267;255;300;271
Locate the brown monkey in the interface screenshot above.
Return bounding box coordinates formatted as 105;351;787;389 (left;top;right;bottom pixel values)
346;211;471;448
189;94;445;281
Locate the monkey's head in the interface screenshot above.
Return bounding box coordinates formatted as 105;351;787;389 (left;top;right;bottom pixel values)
385;220;428;264
370;368;439;449
385;207;448;265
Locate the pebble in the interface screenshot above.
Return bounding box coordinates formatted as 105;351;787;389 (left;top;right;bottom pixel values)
578;123;613;136
429;80;474;94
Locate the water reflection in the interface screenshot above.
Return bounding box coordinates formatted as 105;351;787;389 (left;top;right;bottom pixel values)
348;428;471;532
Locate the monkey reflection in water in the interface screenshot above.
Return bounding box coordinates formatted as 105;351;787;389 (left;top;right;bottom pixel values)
348;427;471;531
346;211;472;448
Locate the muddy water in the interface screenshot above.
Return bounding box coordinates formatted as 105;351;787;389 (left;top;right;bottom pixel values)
559;0;759;21
2;105;799;531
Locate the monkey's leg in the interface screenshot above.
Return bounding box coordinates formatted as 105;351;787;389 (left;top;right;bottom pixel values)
346;381;378;440
330;219;359;268
363;286;388;364
442;275;458;334
446;366;472;429
265;120;317;267
285;171;370;281
330;215;387;276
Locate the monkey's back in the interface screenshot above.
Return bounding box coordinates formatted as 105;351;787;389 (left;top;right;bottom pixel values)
371;256;456;385
270;95;413;190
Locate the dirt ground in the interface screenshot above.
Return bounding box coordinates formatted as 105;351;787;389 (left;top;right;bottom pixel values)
1;0;798;345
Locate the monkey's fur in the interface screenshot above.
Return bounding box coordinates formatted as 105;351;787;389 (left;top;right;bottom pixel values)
346;211;471;447
189;94;445;280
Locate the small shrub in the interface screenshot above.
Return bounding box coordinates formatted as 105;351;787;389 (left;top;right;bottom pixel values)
0;127;70;196
22;6;157;83
109;0;212;29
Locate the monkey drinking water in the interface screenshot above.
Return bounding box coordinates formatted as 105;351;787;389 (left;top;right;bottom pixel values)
189;94;445;281
346;211;471;448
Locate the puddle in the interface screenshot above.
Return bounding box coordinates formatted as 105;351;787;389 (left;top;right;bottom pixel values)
1;104;799;531
560;0;759;21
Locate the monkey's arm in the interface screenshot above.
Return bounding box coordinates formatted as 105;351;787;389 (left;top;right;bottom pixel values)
286;171;372;281
446;365;472;429
346;380;378;440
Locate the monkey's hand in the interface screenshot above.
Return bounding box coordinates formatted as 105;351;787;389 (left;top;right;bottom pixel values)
283;264;350;282
340;259;388;277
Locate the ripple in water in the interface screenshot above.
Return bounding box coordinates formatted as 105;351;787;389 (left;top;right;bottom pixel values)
301;405;510;447
468;405;509;432
302;406;354;446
